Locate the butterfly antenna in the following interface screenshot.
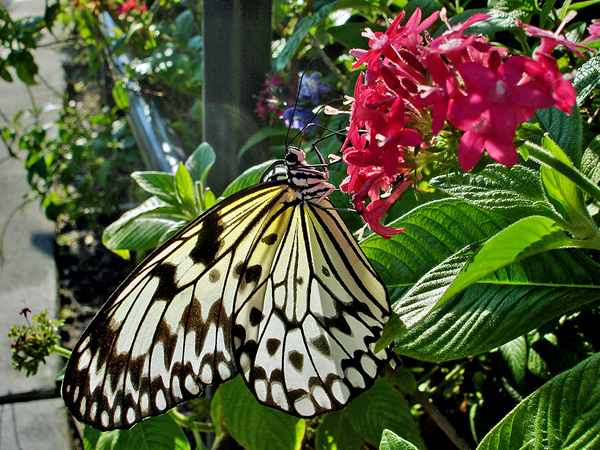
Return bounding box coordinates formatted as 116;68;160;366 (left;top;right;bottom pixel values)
285;67;312;149
289;97;344;150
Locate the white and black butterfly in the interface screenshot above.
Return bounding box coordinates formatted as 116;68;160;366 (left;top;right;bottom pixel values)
61;144;392;431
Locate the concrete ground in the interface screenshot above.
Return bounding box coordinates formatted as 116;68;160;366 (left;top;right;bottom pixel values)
0;0;73;448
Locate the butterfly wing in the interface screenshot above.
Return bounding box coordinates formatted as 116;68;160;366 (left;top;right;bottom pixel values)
61;181;291;430
234;198;391;417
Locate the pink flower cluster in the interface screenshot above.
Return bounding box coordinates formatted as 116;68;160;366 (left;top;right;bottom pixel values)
256;74;296;124
341;9;589;237
116;0;147;15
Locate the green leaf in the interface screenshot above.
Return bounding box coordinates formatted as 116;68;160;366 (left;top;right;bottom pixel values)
112;79;130;109
184;142;216;186
441;9;519;37
221;160;277;198
574;54;600;105
175;163;198;216
315;378;424;450
534;105;582;167
498;336;528;396
327;22;385;51
238;126;289;159
440;215;576;303
105;214;187;252
316;413;363;450
429;164;557;221
581;135;600;185
275;1;340;71
12;50;38;85
83;414;190;450
103;197;188;252
173;10;196;42
367;199;600;360
131;172;178;205
477;353;600;450
379;430;420;450
216;375;304;450
540;135;591;231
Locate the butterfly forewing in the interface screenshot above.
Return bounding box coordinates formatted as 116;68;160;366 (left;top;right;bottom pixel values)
235;199;391;417
62;182;290;430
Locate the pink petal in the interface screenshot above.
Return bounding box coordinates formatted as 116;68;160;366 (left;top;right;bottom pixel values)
449;92;488;121
458;131;486;171
511;84;554;109
484;136;518;166
459;62;497;91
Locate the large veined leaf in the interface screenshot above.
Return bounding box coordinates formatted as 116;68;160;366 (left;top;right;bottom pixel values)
184;142;216;188
103;197;189;252
131;172;178;205
581;135;600;185
213;376;305;450
362;199;513;301
477;352;600;449
429;164;558;221
540;136;587;226
366;199;600;360
574;54;600;105
274;1;340;71
440;215;577;303
221;159;277;198
315;378;424;450
534;105;582;167
379;430;420;450
83;414;190;450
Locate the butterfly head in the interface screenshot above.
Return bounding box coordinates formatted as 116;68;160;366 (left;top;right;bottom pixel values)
285;147;306;167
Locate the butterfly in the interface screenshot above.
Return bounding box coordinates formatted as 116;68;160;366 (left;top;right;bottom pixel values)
61;144;392;431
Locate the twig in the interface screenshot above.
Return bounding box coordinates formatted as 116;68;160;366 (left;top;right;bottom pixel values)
0;197;37;270
412;389;473;450
0;386;60;404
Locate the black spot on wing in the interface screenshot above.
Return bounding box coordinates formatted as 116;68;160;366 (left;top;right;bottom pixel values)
189;220;224;265
249;307;264;327
261;233;278;245
289;350;304;371
245;264;262;284
209;268;220;283
310;335;331;357
321;266;330;277
152;263;178;300
266;338;281;356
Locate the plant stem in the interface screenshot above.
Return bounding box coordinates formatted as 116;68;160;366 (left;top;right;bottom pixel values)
412;390;473;450
168;408;215;433
524;141;600;204
308;33;347;84
52;344;72;358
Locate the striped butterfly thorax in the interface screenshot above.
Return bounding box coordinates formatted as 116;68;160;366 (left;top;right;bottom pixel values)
61;144;392;430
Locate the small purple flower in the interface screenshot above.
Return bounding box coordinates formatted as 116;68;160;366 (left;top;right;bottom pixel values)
299;73;331;104
282;106;319;131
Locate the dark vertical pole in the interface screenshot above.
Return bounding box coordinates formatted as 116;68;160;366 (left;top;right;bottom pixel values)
202;0;272;194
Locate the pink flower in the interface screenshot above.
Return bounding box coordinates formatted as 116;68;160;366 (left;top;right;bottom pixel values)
518;18;591;58
348;97;422;176
583;22;600;43
449;56;555;169
340;7;581;235
456;111;518;170
116;0;146;15
340;166;410;238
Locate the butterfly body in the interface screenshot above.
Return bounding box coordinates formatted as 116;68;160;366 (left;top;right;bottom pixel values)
62;146;391;430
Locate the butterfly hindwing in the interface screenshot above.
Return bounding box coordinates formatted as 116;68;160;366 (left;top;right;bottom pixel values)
61;182;290;430
235;199;391;417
